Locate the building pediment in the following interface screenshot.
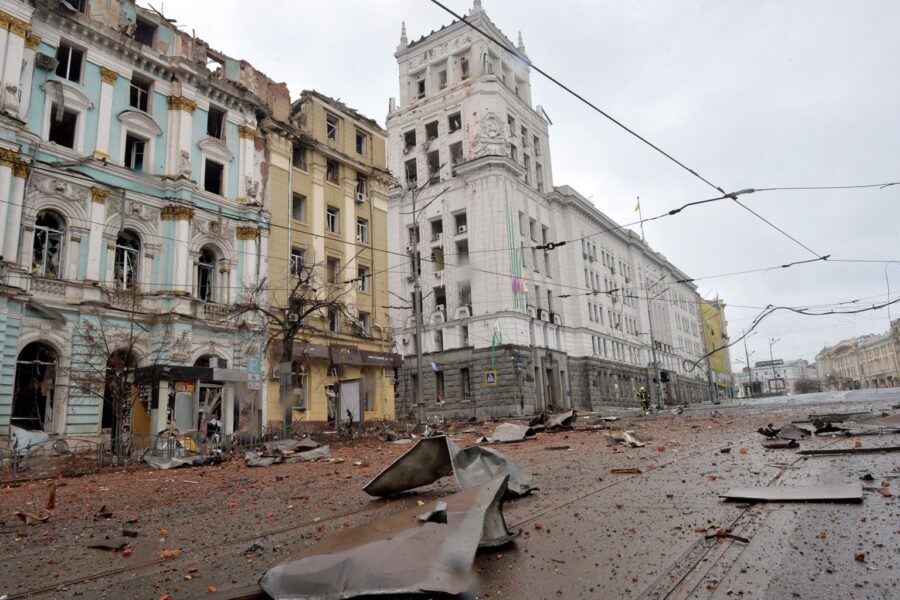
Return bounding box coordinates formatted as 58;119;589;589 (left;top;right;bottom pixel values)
40;80;94;111
117;109;162;137
197;137;234;162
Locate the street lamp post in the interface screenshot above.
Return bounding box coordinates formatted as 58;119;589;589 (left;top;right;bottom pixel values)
768;337;780;394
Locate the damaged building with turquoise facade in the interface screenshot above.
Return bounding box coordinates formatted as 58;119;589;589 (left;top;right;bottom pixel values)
0;0;288;444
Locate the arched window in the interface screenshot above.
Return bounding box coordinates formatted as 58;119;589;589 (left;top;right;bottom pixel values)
32;211;65;278
114;230;141;289
12;342;58;431
196;247;216;302
102;349;137;432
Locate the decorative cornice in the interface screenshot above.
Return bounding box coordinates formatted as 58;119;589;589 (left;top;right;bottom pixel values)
238;125;257;140
167;96;197;114
236;226;259;240
12;163;30;178
91;188;109;204
219;267;231;273
100;66;119;85
0;148;19;165
161;205;195;221
0;12;31;38
24;33;40;51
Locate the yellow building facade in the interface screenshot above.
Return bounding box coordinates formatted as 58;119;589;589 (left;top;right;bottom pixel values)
701;298;734;398
264;91;397;429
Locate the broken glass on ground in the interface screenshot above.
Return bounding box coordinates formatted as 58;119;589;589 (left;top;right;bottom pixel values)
259;477;519;600
363;435;534;498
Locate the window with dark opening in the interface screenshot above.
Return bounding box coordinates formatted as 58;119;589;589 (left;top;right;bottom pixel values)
291;193;307;222
134;18;157;47
290;247;306;277
357;265;370;292
416;77;425;99
197;247;216;302
438;69;447;89
448;112;461;132
427;150;440;180
207;106;225;139
203;159;223;195
124;135;146;172
356;217;368;243
460;57;469;79
326;206;339;234
129;76;151;112
450;141;463;165
356;174;368;197
454;212;467;233
403;129;417;150
48;105;77;148
404;158;417;186
55;43;83;82
461;368;471;398
425;121;438;141
358;312;370;335
72;0;87;12
326;159;339;184
114;230;140;289
328;308;339;333
456;239;469;265
292;145;307;170
326;113;339;141
355;129;367;155
32;211;64;279
326;257;340;284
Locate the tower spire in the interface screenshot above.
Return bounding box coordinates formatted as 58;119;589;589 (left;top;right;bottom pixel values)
517;31;525;53
472;0;483;15
400;21;407;45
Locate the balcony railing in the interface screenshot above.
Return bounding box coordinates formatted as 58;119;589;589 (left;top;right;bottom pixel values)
31;276;66;297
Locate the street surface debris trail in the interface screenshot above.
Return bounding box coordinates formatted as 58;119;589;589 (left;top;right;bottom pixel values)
1;390;898;599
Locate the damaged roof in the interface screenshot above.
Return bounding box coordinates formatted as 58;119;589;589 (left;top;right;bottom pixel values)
298;90;385;133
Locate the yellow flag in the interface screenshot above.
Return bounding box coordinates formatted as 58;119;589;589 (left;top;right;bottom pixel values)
633;200;640;212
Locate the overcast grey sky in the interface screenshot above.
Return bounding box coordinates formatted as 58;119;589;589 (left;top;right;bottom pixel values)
149;0;900;367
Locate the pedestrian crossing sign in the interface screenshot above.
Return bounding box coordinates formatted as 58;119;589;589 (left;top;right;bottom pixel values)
484;370;498;387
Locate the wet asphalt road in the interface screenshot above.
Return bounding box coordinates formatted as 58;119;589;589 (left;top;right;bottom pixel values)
1;388;897;599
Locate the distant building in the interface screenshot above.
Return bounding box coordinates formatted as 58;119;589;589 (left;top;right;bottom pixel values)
817;322;899;390
735;358;818;396
700;298;733;398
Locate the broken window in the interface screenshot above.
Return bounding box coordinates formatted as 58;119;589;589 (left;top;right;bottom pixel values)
448;112;462;132
290;247;306;277
203;159;223;195
408;225;420;245
507;114;516;136
326;206;339;234
536;163;544;192
405;158;417;187
459;280;472;306
359;311;370;336
326;113;339;141
460;57;470;79
427;150;440;180
434;285;447;308
129;76;151;112
48;105;77;148
114;230;140;289
523;154;531;185
72;0;87;12
356;217;369;243
326;159;339;184
292;145;308;170
529;218;538;242
357;265;370;292
327;256;341;284
292;193;307;222
32;211;64;279
533;136;541;156
55;43;83;82
438;69;447;89
207;106;226;139
435;370;445;401
12;342;57;431
430;218;443;241
431;247;444;272
328;307;339;333
196;247;216;302
416;76;426;99
454;212;467;233
454;368;470;402
404;129;417;150
355;129;368;155
134;17;157;46
356;174;368;197
509;144;517;162
456;239;469;266
124;134;146;172
450;141;463;165
425;120;439;141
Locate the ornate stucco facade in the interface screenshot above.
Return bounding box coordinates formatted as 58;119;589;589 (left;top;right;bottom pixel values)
701;298;733;398
816;321;900;390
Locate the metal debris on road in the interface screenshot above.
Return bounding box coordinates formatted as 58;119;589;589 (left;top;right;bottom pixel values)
244;444;331;467
258;477;519;600
610;468;642;475
529;409;577;431
798;445;900;456
721;482;863;503
363;436;534;498
476;422;536;443
761;439;799;449
758;423;811;441
608;430;646;447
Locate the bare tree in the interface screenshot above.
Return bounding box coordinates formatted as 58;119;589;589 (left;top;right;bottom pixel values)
231;259;362;432
67;287;172;460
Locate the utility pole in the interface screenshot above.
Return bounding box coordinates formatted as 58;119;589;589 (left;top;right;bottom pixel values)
742;329;753;398
645;274;666;409
768;337;780;394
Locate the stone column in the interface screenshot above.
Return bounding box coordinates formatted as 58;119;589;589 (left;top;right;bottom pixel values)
222;386;235;435
343;178;358;304
161;205;194;293
93;67;118;160
4;161;28;264
237;125;256;203
153;382;170;437
0;150;13;257
165;96;197;178
0;13;28;118
236;226;259;291
85;188;108;282
18;34;39;120
310;164;326;264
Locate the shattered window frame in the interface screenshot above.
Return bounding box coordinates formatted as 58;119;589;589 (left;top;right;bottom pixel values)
133;17;157;47
203;159;224;195
355;129;368;155
326;159;340;184
292;145;308;171
357;264;370;292
326;206;340;234
55;42;83;83
326;113;339;141
32;211;65;279
123;133;146;172
114;230;141;290
356;217;369;244
129;75;151;112
48;104;78;148
448;112;462;133
196;247;217;302
290;247;307;277
206;105;226;140
291;193;307;222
